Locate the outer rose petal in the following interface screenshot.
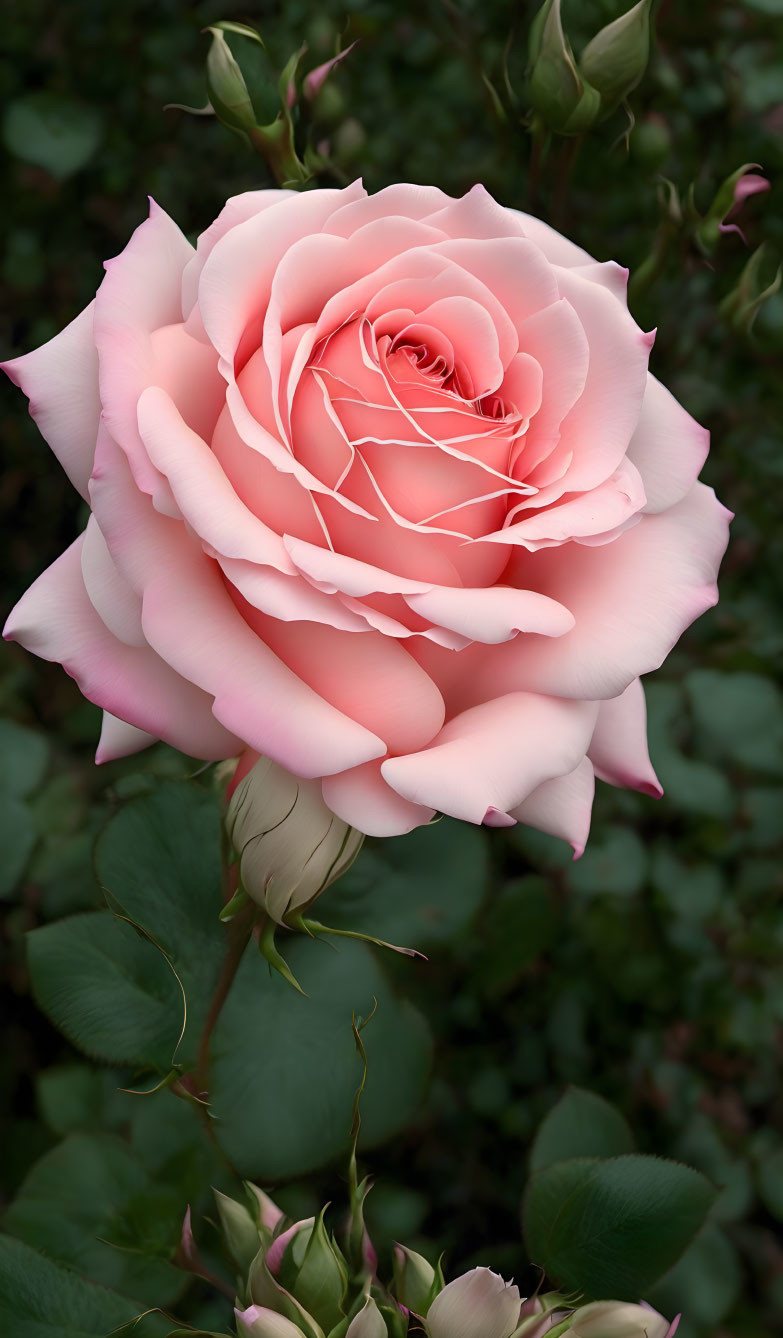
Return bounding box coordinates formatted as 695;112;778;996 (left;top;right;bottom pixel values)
469;483;731;704
508;757;595;857
382;692;598;824
627;373;710;513
588;678;662;797
3;535;242;761
514;210;594;267
322;761;436;837
98;712;156;763
1;301;99;499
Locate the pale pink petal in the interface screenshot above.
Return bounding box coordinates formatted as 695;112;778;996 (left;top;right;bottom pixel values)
4;535;241;761
88;433;387;777
147;323;226;441
323;182;452;237
588;677;662;797
431;236;560;332
426;184;526;240
514;210;594;267
471;483;731;702
219;556;371;632
97;712;156;762
626;374;710;514
382;693;598;824
93;199;194;511
249;615;446;756
512;299;590;477
524;267;651;498
490;458;647;548
195;184;365;363
137;388;296;568
509;757;595;857
284;534;432;596
80;515;146;647
404;585;575;643
322;761;435;836
570;260;629;300
2;301;99;499
182;188;290;324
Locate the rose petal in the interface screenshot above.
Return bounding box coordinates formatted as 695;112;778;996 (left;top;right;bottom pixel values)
588;678;662;797
322;760;436;836
2;301;99;499
382;692;598;824
626;373;710;514
509;756;595;856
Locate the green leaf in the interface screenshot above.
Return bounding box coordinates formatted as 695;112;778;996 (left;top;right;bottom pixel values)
2;92;102;179
523;1154;717;1298
94;781;226;1064
319;818;489;948
36;1066;129;1138
210;937;432;1179
27;911;182;1070
0;1232;170;1337
648;1224;742;1328
529;1088;635;1172
3;1133;186;1307
0;719;49;797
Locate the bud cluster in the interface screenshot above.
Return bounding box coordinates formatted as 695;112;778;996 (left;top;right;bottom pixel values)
202;1181;680;1338
527;0;653;137
179;21;355;185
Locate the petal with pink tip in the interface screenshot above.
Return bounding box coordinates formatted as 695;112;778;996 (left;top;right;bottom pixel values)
322;761;435;837
588;678;662;797
509;757;595;857
4;535;241;761
626;373;710;514
1;300;99;499
382;693;598;825
425;1267;522;1338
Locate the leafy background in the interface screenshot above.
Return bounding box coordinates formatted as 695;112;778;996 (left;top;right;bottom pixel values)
1;0;782;1335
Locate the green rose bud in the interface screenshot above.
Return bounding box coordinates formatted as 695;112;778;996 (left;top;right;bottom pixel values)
579;0;654;109
204;22;263;133
528;0;601;135
391;1244;440;1315
226;754;364;926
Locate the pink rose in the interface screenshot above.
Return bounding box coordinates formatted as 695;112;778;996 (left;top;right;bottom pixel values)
3;182;730;850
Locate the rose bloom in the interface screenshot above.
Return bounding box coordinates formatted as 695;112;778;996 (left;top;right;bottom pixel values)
4;182;730;850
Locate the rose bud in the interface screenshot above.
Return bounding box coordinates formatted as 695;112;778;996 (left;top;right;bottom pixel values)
528;0;601;135
566;1300;679;1338
214;1183;285;1276
696;162;770;254
235;1306;307;1338
344;1297;389;1338
226;753;364;926
425;1267;523;1338
392;1243;441;1315
578;0;654;111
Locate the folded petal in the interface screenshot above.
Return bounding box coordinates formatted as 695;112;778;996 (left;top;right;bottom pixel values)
627;373;710;513
426;1268;522;1338
382;692;598;824
322;761;436;836
509;757;595;856
588;678;662;796
2;301;99;499
404;584;575;643
4;535;242;761
97;712;156;763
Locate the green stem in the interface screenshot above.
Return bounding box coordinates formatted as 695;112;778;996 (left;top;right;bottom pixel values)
194;903;255;1097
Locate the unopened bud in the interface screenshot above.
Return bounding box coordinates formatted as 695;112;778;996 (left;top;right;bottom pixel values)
425;1268;522;1338
579;0;654;109
719;243;782;336
528;0;601;135
204;23;263;132
567;1300;678;1338
696;163;769;254
226;753;364;925
215;1189;263;1275
345;1297;388;1338
236;1305;307;1338
289;1209;349;1333
392;1244;440;1315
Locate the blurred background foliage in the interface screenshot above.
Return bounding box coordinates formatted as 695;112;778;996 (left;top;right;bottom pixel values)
1;0;782;1335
